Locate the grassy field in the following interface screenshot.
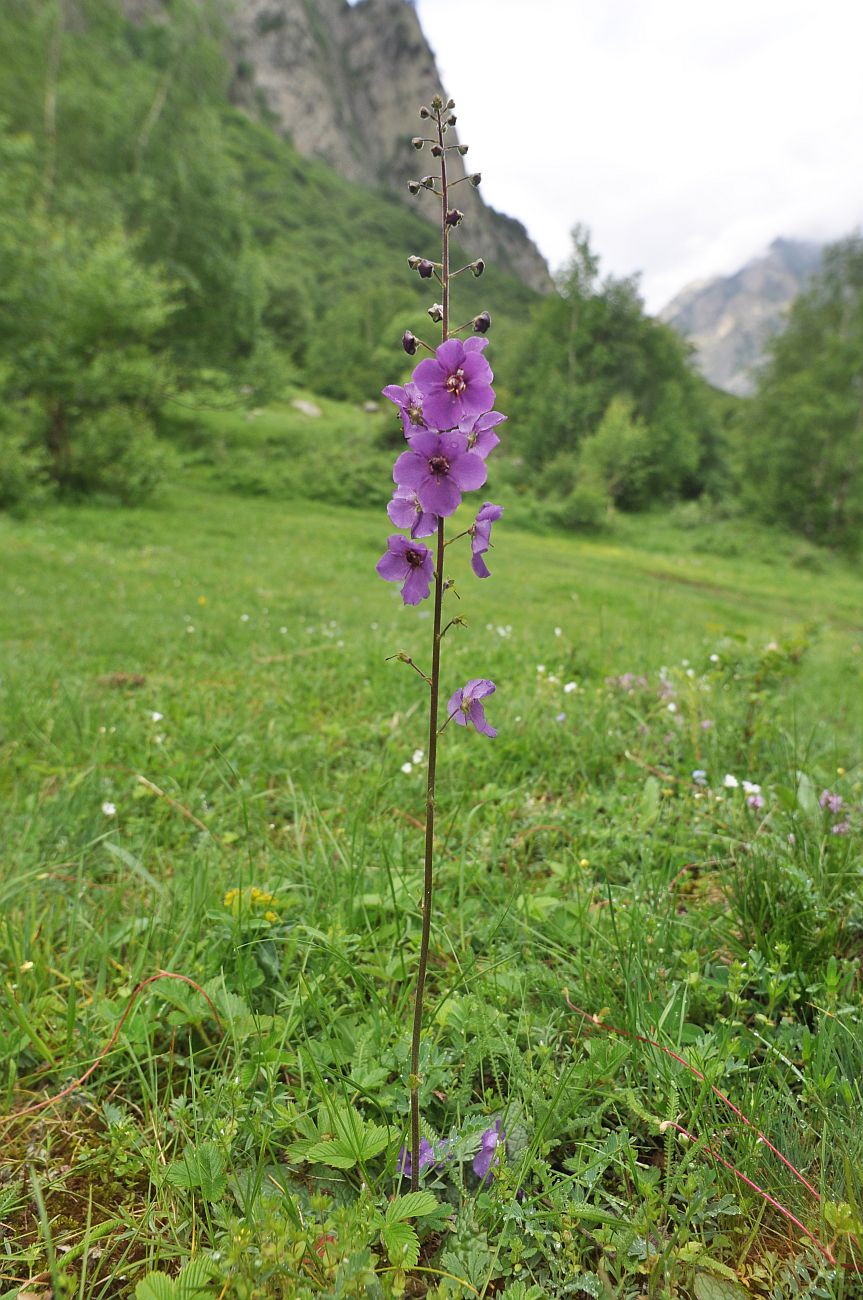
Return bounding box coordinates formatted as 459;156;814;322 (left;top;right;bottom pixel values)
1;474;863;1298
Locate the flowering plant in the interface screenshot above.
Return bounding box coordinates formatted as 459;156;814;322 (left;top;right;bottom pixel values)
376;93;504;1190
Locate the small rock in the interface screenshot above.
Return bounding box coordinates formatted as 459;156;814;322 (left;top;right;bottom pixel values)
291;398;322;418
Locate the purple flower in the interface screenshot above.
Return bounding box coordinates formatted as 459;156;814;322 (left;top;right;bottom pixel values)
819;789;843;814
382;381;426;437
831;821;851;836
747;793;765;811
447;678;497;737
412;338;495;431
473;1120;505;1184
387;486;438;539
397;1137;435;1180
393;430;487;517
460;410;506;459
376;535;434;605
471;502;503;578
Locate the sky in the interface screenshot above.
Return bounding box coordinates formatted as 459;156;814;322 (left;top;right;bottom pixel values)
414;0;863;311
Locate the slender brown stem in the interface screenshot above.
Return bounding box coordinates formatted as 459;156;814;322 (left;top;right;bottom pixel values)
408;104;450;1191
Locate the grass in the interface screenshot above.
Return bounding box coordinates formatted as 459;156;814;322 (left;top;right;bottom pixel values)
1;469;863;1298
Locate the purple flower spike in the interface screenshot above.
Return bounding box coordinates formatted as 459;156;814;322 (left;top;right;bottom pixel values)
831;821;851;836
448;678;497;737
470;502;503;579
473;1120;505;1184
393;430;487;517
382;381;426;437
747;793;765;811
397;1137;435;1180
460;410;505;459
376;535;434;605
819;789;843;814
412;337;495;431
387;485;439;539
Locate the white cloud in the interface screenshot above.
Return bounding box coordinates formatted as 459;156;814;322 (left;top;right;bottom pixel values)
416;0;863;309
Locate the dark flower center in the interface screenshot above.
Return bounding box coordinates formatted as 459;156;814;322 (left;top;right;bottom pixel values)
428;455;450;477
408;402;423;424
446;368;467;397
406;548;425;568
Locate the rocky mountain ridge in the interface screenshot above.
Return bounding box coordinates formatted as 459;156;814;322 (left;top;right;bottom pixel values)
123;0;551;292
660;237;823;395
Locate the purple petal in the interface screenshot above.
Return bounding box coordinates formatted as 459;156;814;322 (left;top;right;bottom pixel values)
449;450;488;493
411;508;439;539
460;351;493;387
417;472;461;517
421;390;461;430
411;356;444;390
387;491;419;530
463;336;489;353
472;429;500;458
447;688;466;724
458;382;496;421
464;678;496;701
382;384;408;406
393;449;426;489
435;337;466;370
469;699;498;737
401;559;433;605
471;552;491;579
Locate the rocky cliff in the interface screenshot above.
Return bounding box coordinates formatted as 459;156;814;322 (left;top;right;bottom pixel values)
660;238;822;396
123;0;551;292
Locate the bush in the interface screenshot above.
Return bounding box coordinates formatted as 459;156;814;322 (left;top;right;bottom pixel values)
0;404;51;515
551;480;610;532
63;407;175;504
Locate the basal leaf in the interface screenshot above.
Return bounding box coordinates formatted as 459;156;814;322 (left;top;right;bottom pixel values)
380;1220;420;1269
386;1190;438;1221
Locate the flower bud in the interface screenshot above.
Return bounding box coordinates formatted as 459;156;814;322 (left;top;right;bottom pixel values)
472;311;491;334
445;98;455;110
407;254;422;270
431;93;444;111
420;175;436;190
427;303;444;323
446;114;457;127
431;143;443;158
445;208;464;227
402;330;418;355
471;259;485;277
407;179;421;195
468;172;482;187
419;105;431;119
457;144;469;156
417;259;435;279
411;136;425;150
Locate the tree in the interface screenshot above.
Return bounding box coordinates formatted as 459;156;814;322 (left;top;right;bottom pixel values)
739;234;863;549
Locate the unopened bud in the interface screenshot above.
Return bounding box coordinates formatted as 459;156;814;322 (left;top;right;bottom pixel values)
402;330;418;355
445;208;464;227
419;105;431;119
428;303;444;323
407;179;421;195
468;172;481;187
407;254;422;270
471;259;485;278
431;143;443;158
420;175;436;190
411;136;424;150
457;144;469;156
431;93;444;111
472;311;491;334
417;259;434;279
446;114;457;127
445;98;455;110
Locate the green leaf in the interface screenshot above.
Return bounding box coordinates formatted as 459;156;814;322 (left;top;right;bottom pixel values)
298;1138;358;1169
380;1220;420;1269
796;770;818;818
165;1142;226;1200
386;1190;438;1221
693;1276;749;1300
176;1256;218;1296
641;775;660;826
135;1274;179;1300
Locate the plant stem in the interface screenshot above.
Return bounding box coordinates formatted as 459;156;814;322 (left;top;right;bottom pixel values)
408;104;450;1191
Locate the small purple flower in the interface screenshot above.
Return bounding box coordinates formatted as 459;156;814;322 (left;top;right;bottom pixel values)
376;535;434;605
747;793;765;811
831;821;851;836
447;678;497;737
387;486;438;539
473;1120;505;1184
412;337;495;430
819;790;843;814
382;381;426;436
700;719;714;731
397;1137;435;1180
393;430;487;517
460;409;506;459
471;502;503;578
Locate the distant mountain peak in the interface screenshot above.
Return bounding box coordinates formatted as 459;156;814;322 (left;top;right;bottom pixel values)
660;238;822;395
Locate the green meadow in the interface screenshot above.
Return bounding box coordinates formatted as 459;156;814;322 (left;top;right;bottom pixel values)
2;427;863;1298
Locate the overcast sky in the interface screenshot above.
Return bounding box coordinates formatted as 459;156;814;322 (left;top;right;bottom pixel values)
414;0;863;311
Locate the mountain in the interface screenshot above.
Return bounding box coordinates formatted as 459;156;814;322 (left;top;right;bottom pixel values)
660;238;823;396
123;0;552;293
